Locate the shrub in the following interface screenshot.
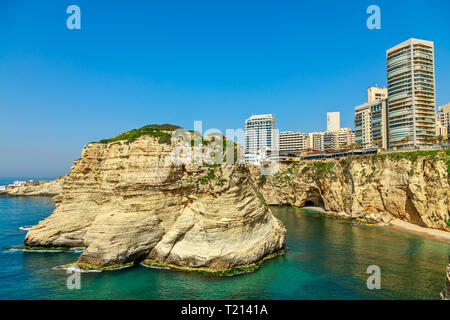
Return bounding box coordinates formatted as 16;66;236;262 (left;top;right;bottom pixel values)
95;125;174;144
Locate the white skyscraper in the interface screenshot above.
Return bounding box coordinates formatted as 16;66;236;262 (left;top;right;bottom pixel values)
244;114;276;165
327;112;340;132
386;38;436;149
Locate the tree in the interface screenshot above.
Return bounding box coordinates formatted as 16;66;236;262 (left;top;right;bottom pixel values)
436;135;444;148
373;140;382;149
423;136;435;147
400;136;410;149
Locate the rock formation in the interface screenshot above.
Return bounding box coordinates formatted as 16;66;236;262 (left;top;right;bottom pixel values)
252;152;450;231
0;177;64;197
24;128;285;272
443;257;450;300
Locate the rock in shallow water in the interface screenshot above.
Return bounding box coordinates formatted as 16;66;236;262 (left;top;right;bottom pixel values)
25;134;286;271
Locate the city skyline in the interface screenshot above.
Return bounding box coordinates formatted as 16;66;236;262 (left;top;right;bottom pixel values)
1;1;450;176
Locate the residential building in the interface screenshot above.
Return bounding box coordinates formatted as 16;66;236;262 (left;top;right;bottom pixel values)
244;114;276;164
10;181;26;187
386;38;436;149
335;127;354;150
436;103;449;141
278;131;309;155
308;129;353;152
309;131;325;151
437;103;450;133
367;86;388;103
327;112;340;131
355;99;389;149
436;121;448;140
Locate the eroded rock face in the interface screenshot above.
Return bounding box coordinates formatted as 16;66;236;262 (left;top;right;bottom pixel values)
443;258;450;300
252;154;450;231
25;135;285;270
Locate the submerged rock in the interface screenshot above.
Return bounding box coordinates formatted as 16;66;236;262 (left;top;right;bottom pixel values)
24;129;285;272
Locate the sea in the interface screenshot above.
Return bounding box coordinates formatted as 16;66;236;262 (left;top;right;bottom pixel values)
0;177;448;300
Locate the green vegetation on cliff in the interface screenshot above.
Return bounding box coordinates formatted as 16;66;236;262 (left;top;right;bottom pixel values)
57;261;134;271
339;149;450;176
301;161;337;180
378;149;450;175
92;124;181;145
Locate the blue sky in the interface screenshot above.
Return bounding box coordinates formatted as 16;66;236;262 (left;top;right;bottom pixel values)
1;0;449;177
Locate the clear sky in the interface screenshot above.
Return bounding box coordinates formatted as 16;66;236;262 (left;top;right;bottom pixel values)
1;0;449;177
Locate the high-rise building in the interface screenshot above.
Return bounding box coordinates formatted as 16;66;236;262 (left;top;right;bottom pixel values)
244;114;276;164
367;86;388;103
355;99;388;149
386;38;436;149
278;131;309;155
327;112;340;131
436;103;450;140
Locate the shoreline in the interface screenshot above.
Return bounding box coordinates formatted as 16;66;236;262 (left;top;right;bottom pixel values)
294;206;450;244
140;248;287;276
382;219;450;244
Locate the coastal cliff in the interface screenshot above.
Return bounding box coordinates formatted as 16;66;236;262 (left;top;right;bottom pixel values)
24;127;285;272
252;151;450;231
0;177;64;197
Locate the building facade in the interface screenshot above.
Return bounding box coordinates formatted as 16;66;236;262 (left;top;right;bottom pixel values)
244;114;276;164
278;131;309;155
327;112;340;132
308;132;325;151
308;129;353;152
386;38;436;149
436;103;450;140
355;99;388;149
367;86;388;103
334;128;354;150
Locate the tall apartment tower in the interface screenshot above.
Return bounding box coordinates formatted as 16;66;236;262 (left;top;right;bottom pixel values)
386;38;436;149
367;86;388;103
244;114;276;164
327;112;340;132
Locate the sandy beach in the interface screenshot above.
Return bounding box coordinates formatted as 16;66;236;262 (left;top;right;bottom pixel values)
299;206;450;243
382;219;450;243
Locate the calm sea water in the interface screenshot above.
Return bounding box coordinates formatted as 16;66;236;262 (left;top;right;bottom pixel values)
0;195;448;300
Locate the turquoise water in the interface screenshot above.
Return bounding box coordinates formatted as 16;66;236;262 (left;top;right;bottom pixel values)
0;196;448;300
